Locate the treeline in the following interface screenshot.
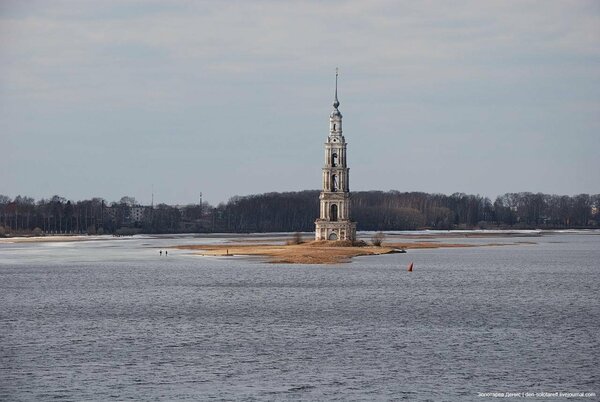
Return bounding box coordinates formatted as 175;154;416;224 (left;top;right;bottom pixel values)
0;191;598;236
212;191;600;232
0;195;202;236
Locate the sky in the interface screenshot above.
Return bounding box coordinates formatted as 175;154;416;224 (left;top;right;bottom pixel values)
1;0;599;206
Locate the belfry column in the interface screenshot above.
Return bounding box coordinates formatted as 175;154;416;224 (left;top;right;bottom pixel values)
315;70;357;241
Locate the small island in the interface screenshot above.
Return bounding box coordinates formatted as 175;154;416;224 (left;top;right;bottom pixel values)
175;238;518;264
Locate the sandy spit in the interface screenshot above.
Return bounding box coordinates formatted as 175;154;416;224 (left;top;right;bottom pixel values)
174;240;522;264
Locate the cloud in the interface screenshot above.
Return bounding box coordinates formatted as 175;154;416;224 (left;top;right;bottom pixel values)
0;0;598;203
2;1;598;102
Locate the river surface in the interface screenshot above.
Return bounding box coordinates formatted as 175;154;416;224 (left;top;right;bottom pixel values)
1;231;598;401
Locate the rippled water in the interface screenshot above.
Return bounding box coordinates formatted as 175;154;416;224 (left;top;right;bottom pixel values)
1;232;599;400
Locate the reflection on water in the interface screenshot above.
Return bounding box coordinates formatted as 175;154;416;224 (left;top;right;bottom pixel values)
1;232;599;400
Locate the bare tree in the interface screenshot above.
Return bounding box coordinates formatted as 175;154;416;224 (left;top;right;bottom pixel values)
287;232;303;245
371;232;385;247
119;196;137;207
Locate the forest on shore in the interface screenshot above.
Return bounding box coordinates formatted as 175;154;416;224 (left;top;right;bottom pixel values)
0;191;598;236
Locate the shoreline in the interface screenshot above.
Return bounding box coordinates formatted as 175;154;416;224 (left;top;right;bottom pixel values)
1;228;594;246
0;231;553;264
0;235;113;243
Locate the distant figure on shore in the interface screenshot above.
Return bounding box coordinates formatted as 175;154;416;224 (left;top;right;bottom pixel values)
159;250;162;256
408;262;413;272
165;250;168;256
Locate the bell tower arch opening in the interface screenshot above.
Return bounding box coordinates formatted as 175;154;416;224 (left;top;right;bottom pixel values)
330;204;338;221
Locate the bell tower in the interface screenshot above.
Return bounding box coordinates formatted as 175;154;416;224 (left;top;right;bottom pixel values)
315;70;357;241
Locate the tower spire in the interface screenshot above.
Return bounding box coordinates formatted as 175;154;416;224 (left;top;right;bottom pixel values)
333;67;340;109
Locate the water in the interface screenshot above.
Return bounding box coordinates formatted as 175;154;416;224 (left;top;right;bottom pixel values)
1;232;599;400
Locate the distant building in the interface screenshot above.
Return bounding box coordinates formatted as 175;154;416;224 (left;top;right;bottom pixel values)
130;206;147;223
315;71;357;241
103;206;117;219
103;204;150;224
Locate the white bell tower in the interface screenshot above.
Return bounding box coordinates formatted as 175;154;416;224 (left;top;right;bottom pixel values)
315;69;357;241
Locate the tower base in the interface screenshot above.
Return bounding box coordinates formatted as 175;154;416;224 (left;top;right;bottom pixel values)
315;220;356;241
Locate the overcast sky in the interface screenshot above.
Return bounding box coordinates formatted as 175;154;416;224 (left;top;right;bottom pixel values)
1;0;598;205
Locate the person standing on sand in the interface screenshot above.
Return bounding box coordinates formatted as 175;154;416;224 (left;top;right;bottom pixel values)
165;250;168;256
159;250;162;256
